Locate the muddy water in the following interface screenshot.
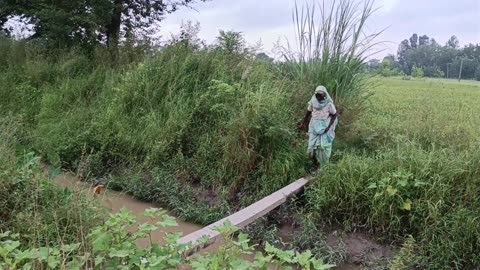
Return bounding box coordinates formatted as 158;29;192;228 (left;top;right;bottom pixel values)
53;171;202;247
52;170;358;269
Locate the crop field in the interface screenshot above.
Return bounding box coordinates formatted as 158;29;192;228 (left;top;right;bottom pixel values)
302;77;480;268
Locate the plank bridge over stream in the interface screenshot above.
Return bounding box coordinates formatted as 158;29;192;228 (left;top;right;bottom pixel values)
176;177;311;254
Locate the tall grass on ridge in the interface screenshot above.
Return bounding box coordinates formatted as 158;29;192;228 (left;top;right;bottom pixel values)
280;0;382;126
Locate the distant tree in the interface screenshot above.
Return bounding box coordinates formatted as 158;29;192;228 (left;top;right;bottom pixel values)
409;33;418;48
412;65;424;78
436;46;458;77
216;30;246;55
367;59;381;72
419;35;430;46
383;54;395;63
1;0;207;62
475;65;480;81
462;43;480;61
380;55;396;76
397;39;411;70
424;66;444;78
174;20;203;49
395;34;478;79
447;35;460;49
406;44;437;68
256;52;273;62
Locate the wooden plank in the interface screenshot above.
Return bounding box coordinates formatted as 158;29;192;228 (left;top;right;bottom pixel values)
177;177;310;249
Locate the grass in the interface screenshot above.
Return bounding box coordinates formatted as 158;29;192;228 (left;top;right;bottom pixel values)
0;117;104;255
0;38;310;224
305;77;480;269
280;0;380;128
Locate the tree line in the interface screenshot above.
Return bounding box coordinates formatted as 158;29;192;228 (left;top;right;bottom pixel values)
0;0;206;64
368;34;480;80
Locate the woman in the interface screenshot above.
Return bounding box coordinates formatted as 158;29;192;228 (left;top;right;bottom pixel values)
298;85;338;173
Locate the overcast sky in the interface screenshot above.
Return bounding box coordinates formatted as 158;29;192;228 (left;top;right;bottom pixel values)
160;0;480;59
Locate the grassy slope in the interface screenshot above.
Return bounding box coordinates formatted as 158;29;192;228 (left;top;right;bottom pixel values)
305;77;480;269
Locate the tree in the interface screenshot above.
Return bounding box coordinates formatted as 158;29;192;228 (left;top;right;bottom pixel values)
256;52;273;62
174;20;203;49
397;39;411;72
103;0;207;61
380;56;395;76
419;35;430;46
367;59;381;72
475;65;480;81
383;54;395;63
0;0;207;61
447;35;459;49
409;33;418;48
216;30;246;55
0;0;110;47
412;65;424;78
462;43;480;61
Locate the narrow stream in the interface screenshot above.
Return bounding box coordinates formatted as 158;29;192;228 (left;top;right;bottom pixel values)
51;169;358;270
52;171;203;247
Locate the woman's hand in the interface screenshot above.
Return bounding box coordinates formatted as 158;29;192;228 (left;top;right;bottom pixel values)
323;113;337;134
297;122;307;131
298;111;312;131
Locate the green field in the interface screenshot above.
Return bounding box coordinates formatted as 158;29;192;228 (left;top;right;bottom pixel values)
302;77;480;268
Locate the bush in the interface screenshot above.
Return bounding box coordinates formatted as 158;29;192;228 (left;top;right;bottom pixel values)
1;209;335;270
411;66;424;78
423;66;445;78
0;118;104;248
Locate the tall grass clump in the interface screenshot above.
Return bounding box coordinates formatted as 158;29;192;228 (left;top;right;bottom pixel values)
92;44;308;214
0;37;309;223
0;116;104;250
280;0;381;126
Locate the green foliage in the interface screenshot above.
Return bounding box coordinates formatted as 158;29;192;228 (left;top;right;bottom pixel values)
388;236;421;270
1;209;335;270
0;38;309;223
396;33;480;79
411;66;424;78
0;150;104;247
423;66;444;78
216;30;248;55
0;0;206;50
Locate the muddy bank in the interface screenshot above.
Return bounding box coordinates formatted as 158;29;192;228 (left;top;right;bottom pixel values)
276;221;395;269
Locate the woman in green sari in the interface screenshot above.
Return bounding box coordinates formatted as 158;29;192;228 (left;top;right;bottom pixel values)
298;85;338;173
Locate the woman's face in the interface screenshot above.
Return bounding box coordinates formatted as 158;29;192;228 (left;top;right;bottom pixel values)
315;92;326;102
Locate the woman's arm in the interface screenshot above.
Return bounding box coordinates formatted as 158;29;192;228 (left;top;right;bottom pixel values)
324;113;337;133
298;111;312;131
